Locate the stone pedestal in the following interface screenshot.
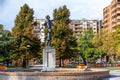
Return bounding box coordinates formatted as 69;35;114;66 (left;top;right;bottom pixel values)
29;64;43;69
42;46;56;72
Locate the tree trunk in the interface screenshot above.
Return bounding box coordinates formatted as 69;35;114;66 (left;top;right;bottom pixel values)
6;59;9;67
106;56;109;62
82;57;87;65
59;57;63;67
22;58;26;68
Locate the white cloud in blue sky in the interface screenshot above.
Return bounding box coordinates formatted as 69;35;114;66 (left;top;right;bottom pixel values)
0;0;112;30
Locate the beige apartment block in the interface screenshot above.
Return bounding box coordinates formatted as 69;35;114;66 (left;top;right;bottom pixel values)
32;18;45;42
69;19;102;38
103;0;120;33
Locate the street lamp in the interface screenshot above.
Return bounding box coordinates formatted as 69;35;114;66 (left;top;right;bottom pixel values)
25;45;30;68
27;45;30;48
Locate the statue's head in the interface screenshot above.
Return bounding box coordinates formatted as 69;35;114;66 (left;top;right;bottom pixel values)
45;15;50;20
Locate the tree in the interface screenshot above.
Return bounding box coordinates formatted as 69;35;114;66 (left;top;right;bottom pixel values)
0;24;13;67
77;29;95;65
100;29;117;62
91;30;106;62
116;25;120;56
11;4;41;67
52;5;77;66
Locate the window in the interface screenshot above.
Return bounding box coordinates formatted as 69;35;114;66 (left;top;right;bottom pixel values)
118;0;120;2
94;28;96;30
87;24;90;26
75;28;78;30
117;13;120;17
75;24;78;26
35;26;40;29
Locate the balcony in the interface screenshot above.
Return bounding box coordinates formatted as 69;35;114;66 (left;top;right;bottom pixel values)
111;6;116;11
75;26;83;29
116;5;120;8
103;24;109;28
117;16;120;19
116;10;120;14
112;23;117;27
117;22;120;25
74;29;83;32
111;25;116;32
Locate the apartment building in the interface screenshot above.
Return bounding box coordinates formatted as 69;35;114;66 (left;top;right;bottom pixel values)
32;18;102;41
103;0;120;33
69;19;102;38
33;18;45;42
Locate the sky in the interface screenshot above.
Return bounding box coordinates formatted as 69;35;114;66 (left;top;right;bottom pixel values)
0;0;112;31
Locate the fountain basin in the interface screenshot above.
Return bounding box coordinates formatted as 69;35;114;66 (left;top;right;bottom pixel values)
0;68;109;80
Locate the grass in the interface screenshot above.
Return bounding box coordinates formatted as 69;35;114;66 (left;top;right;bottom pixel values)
56;64;77;68
90;67;120;71
62;64;77;68
57;64;120;71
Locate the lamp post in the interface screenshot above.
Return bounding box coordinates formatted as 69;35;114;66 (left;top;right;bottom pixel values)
25;45;30;68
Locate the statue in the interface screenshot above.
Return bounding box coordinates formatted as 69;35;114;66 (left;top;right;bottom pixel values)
43;15;56;72
33;15;53;47
44;15;53;47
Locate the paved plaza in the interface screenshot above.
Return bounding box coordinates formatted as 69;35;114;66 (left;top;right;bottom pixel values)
103;70;120;80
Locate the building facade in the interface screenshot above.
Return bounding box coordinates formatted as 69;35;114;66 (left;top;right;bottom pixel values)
103;0;120;33
33;18;45;43
69;19;102;38
33;18;102;41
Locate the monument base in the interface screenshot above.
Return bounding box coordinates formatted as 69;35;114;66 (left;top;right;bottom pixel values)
42;46;56;72
29;64;43;69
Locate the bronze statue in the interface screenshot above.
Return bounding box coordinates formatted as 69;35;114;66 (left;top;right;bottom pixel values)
45;15;53;47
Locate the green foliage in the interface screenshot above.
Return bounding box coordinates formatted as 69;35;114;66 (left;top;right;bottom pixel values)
77;29;95;65
93;29;116;62
14;3;34;31
0;24;3;31
0;25;13;67
116;25;120;56
91;30;107;59
52;5;77;60
92;29;117;63
116;26;120;43
11;4;41;60
100;30;116;57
